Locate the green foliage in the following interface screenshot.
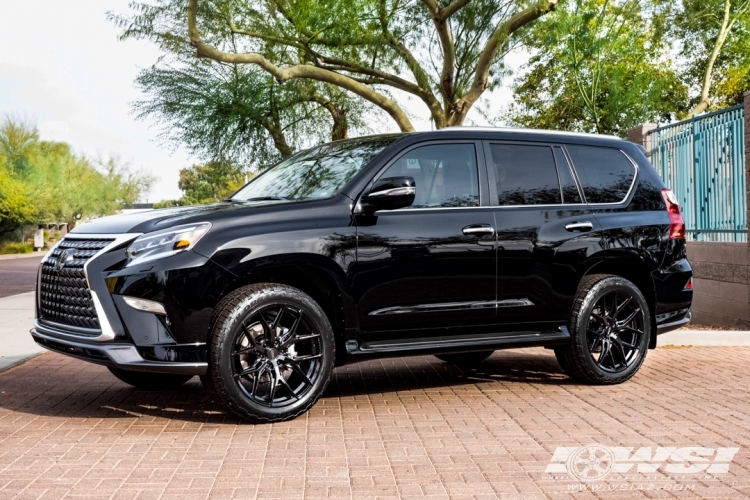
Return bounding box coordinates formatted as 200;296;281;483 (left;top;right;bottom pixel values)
507;0;686;136
110;0;558;130
178;159;248;203
0;242;33;255
673;0;750;112
0;117;155;237
133;57;370;169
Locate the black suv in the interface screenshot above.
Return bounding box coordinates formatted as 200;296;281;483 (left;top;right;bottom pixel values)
31;128;692;422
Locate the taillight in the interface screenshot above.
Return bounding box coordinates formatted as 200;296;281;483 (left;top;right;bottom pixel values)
662;188;685;239
684;277;693;290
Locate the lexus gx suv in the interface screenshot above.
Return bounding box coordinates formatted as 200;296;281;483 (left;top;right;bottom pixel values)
31;128;693;423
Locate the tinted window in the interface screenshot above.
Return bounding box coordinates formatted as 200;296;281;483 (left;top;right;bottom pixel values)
379;144;479;208
490;144;561;206
566;145;636;204
233;137;397;201
553;147;582;204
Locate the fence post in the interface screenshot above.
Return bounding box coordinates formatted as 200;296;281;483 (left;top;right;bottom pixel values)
627;123;657;160
746;91;750;241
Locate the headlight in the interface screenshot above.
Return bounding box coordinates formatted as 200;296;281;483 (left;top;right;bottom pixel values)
125;223;211;266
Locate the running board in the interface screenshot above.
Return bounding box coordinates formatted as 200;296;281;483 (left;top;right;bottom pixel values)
347;327;570;356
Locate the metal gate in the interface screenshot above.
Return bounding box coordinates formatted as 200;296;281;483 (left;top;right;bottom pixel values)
648;104;746;242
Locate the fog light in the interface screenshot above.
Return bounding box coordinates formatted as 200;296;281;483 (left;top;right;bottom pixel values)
123;296;167;315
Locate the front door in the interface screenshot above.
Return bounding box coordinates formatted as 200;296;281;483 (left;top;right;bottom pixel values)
353;141;497;344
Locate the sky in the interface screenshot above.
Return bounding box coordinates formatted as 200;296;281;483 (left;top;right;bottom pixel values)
0;0;519;202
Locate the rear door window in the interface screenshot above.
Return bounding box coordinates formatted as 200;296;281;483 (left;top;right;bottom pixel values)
566;145;636;204
489;144;561;206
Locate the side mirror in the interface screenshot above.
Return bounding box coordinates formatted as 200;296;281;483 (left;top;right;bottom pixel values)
362;176;416;212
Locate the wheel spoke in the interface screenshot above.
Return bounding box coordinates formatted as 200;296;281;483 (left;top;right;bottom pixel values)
616;307;641;327
278;311;303;349
232;345;258;356
234;359;267;379
250;369;260;399
611;337;629;366
619;326;644;337
613;296;632;318
589;336;602;353
284;358;314;386
597;341;611;367
267;364;279;406
256;312;273;345
292;353;323;363
277;373;300;400
610;293;618;318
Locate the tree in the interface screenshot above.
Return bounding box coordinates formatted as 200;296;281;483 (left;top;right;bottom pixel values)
133;57;371;167
673;0;750;116
0;117;155;232
112;0;558;132
506;0;685;136
156;159;251;207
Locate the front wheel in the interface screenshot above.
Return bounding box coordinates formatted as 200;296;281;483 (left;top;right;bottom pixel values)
201;283;335;423
555;274;651;385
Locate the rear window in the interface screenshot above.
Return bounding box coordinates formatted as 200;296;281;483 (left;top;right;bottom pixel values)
489;144;561;206
566;145;636;204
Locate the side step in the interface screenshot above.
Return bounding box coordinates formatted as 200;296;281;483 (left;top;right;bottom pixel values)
347;327;570;357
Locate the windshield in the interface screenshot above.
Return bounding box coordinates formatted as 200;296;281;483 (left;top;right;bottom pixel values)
232;137;398;202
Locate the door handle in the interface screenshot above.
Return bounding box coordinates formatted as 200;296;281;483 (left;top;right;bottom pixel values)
462;224;495;236
565;221;594;232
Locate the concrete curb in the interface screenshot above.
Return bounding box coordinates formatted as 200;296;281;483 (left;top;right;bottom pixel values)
0;351;45;374
0;252;47;261
658;329;750;346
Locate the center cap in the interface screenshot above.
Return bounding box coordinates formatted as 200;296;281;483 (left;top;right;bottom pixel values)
265;347;281;360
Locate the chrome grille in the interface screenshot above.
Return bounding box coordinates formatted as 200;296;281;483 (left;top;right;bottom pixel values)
39;238;114;331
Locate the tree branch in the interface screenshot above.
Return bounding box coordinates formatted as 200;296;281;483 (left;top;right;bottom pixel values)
451;0;558;125
188;0;415;132
689;0;732;116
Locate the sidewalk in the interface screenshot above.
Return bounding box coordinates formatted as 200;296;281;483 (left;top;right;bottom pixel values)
0;292;44;373
0;251;47;261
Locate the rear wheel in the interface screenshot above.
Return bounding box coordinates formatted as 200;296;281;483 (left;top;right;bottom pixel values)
201;283;335;423
555;274;650;384
108;367;193;390
435;350;494;365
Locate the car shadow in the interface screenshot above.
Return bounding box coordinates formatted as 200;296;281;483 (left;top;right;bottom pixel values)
0;350;574;423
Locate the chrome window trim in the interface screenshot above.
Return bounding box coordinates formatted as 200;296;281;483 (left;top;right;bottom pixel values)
563;147;640;207
42;232;141;342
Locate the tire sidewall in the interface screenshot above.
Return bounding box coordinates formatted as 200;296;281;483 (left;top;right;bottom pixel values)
573;277;651;383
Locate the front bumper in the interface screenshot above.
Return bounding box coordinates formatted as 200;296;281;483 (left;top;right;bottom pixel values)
31;320;207;375
656;311;691;335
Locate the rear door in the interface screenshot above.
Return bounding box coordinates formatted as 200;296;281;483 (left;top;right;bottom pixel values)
485;141;604;329
353;141;498;344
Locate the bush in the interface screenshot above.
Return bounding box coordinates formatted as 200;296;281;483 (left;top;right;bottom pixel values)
0;242;33;254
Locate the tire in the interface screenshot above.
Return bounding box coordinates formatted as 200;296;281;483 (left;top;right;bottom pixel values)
108;367;193;390
200;283;335;423
435;350;494;364
555;274;651;385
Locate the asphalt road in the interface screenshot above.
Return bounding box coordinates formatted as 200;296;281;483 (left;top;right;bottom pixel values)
0;255;43;298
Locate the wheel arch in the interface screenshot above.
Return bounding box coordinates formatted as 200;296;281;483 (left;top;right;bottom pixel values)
216;254;353;365
578;253;658;349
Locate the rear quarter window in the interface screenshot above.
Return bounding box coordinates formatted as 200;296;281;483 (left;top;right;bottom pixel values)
566;145;636;204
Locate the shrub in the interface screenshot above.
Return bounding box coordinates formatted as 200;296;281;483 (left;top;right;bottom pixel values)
0;242;33;254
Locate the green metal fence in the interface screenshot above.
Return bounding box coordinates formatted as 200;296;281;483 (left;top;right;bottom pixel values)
648;104;746;242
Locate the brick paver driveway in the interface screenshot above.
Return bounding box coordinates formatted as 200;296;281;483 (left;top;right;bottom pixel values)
0;347;748;499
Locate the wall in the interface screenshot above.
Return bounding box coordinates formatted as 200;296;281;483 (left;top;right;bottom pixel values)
686;241;749;328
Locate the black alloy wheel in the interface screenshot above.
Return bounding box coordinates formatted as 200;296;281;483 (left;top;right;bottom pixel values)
231;304;323;407
585;290;645;373
555;274;651;384
202;283;335;423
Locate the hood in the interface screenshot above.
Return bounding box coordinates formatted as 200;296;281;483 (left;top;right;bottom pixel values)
70;200;293;235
